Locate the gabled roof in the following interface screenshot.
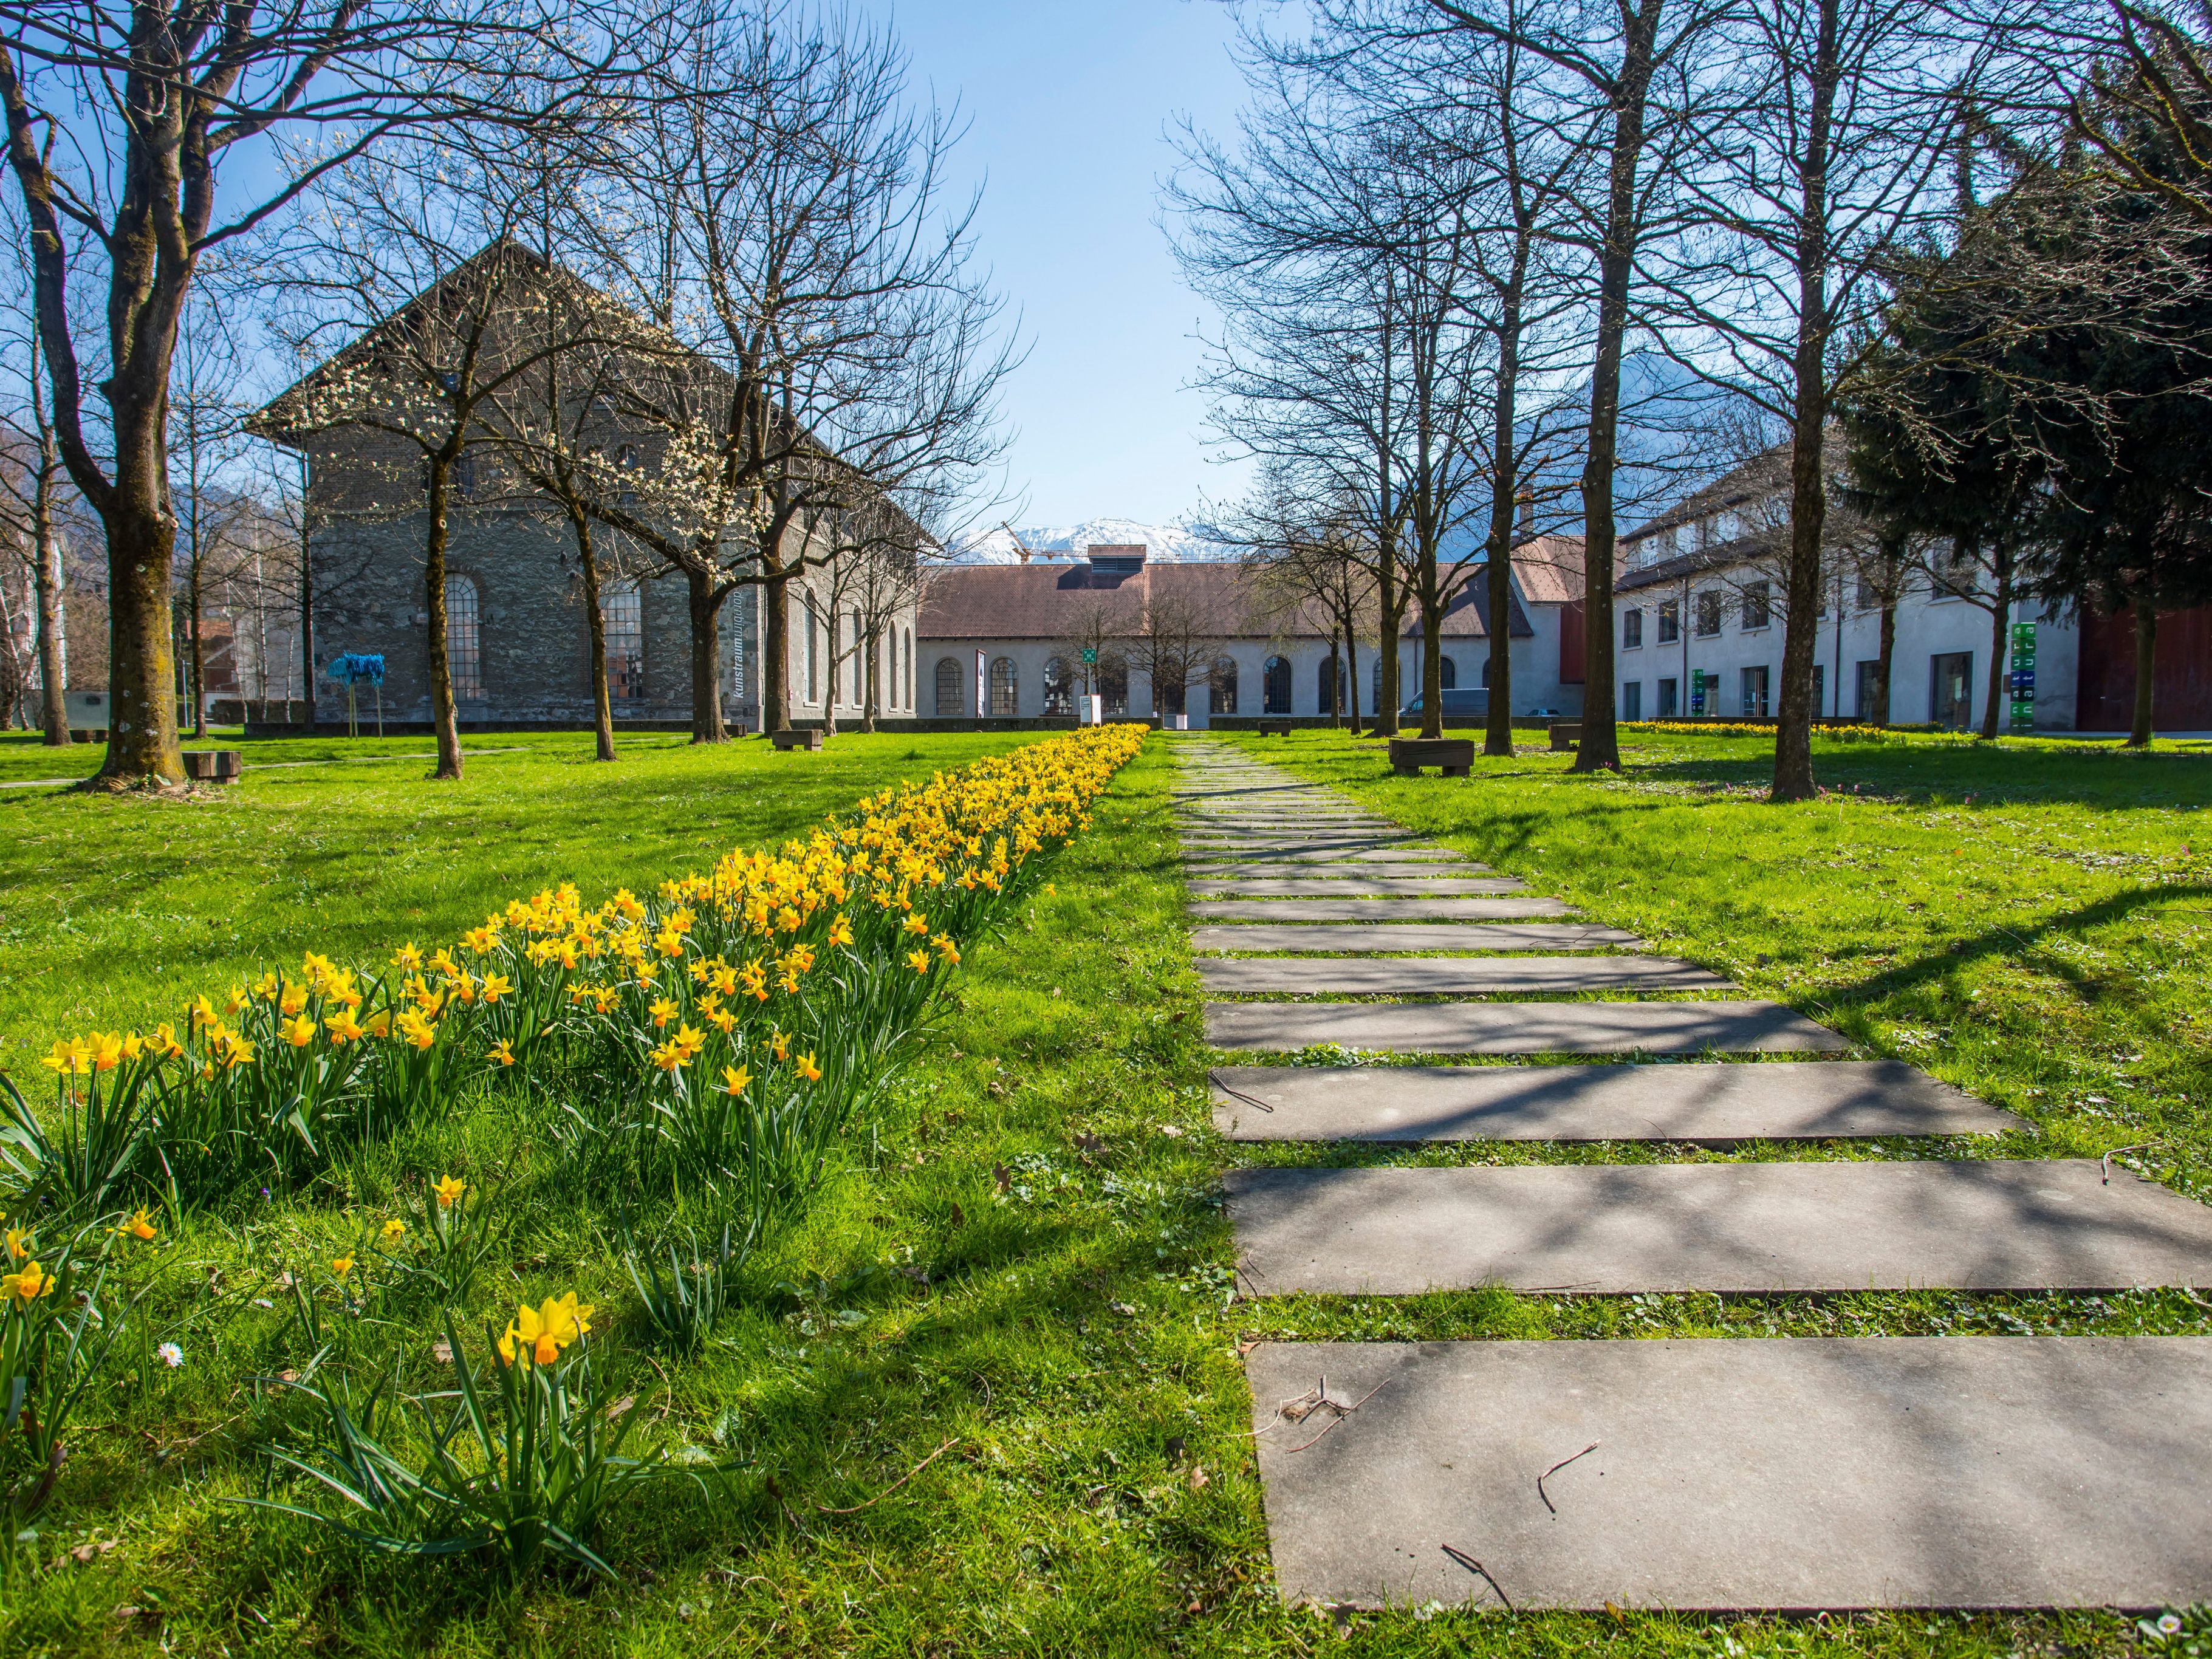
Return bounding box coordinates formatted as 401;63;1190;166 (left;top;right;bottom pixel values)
916;559;1532;642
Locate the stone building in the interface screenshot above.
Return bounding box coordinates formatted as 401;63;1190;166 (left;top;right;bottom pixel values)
255;254;921;733
916;544;1584;725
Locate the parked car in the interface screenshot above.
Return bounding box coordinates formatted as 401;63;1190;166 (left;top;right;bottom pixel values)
1397;688;1490;719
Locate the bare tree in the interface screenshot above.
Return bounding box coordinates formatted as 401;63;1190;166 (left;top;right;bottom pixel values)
577;5;1015;739
0;0;652;784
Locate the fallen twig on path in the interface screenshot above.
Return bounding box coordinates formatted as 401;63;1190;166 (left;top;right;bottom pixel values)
817;1438;961;1514
1536;1441;1600;1514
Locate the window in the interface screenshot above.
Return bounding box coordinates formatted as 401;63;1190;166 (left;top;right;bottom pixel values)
451;453;478;499
445;575;482;701
905;631;916;709
847;611;862;705
1813;663;1826;716
1658;600;1679;643
1932;651;1973;728
988;655;1019;717
1098;654;1128;716
1857;575;1880;611
1623;607;1643;649
1742;581;1771;631
1740;665;1770;718
1622;680;1642;720
1658;676;1679;716
604;578;644;702
1044;655;1073;715
1479;656;1490;688
1695;591;1722;637
1210;655;1238;715
1439;655;1457;690
1856;660;1883;720
804;593;820;703
934;656;964;716
1262;654;1292;714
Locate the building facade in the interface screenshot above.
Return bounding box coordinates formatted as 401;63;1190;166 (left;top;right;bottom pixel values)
915;545;1585;724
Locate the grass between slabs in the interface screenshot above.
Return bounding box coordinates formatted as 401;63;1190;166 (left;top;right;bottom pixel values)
0;727;2195;1654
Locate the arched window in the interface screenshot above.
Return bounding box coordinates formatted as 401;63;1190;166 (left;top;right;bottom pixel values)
847;609;862;705
903;631;914;709
1209;655;1238;715
1043;656;1073;715
1479;655;1491;688
804;592;820;703
988;656;1019;716
604;578;644;702
934;656;964;716
1439;655;1457;691
1372;657;1383;711
1098;654;1128;716
446;575;482;702
1262;654;1292;714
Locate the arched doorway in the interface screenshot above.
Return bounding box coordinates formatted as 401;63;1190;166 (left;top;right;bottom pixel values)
1209;655;1238;715
1043;657;1073;715
1262;655;1292;714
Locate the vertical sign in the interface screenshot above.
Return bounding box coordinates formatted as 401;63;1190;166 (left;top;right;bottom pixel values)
1690;668;1706;716
2008;622;2036;730
974;649;987;719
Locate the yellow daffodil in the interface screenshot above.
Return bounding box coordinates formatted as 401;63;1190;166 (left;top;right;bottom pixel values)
326;1007;366;1044
284;1013;317;1048
330;1256;354;1279
394;1009;437;1051
906;948;933;975
381;1219;407;1242
933;933;960;965
826;915;854;949
479;973;512;1004
433;1175;467;1209
489;1038;516;1066
392;943;424;972
39;1037;87;1076
903;912;930;936
498;1291;594;1366
648;996;679;1030
114;1208;158;1242
795;1051;821;1082
721;1065;751;1096
2;1260;52;1302
770;1030;790;1062
4;1225;29;1261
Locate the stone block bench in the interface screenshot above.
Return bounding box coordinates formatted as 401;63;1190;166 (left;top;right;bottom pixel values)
771;729;824;751
1549;721;1582;751
182;750;243;784
1255;720;1293;737
1387;737;1473;777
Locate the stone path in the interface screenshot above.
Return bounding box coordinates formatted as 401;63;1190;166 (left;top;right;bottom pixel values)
1170;739;2212;1611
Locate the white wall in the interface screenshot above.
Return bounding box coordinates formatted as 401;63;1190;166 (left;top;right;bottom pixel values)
1609;581;2078;728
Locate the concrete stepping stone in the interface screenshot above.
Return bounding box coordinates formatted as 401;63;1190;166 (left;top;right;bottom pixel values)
1190;877;1526;897
1180;849;1465;864
1188;864;1490;883
1191;898;1580;922
1199;956;1729;994
1191;923;1638;954
1245;1335;2212;1610
1208;1058;2015;1141
1207;999;1845;1053
1225;1160;2212;1295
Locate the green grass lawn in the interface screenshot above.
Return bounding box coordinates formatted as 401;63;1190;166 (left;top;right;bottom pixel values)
0;730;1036;1061
0;726;2204;1655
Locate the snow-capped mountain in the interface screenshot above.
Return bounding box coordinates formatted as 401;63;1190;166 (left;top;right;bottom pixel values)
950;517;1234;564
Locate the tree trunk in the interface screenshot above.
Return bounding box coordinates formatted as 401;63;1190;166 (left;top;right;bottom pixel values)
1770;0;1838;805
423;457;464;781
1874;592;1896;726
1374;539;1401;737
863;626;880;733
33;506;68;746
188;554;207;740
1343;616;1360;734
2128;597;2156;747
759;566;790;736
573;508;617;762
687;565;729;744
1420;581;1445;740
1979;550;2013;741
93;501;185;787
1572;18;1659;776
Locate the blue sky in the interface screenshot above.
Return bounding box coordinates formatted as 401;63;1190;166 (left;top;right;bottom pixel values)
889;0;1257;528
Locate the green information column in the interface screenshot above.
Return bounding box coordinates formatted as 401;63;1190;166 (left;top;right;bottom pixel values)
2009;621;2037;731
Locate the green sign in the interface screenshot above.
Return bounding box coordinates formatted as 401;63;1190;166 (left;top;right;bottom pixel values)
2008;623;2036;730
1080;648;1098;665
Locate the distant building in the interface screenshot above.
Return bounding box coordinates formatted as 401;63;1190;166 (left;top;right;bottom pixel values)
1611;446;2090;729
255;250;920;733
916;544;1584;723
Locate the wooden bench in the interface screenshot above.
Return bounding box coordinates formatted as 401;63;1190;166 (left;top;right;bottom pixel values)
771;728;824;751
1255;720;1293;737
1549;721;1583;751
1388;737;1474;778
181;749;243;784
